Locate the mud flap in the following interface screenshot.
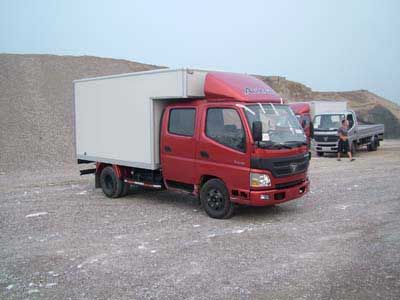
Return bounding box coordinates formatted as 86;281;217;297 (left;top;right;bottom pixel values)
95;172;100;188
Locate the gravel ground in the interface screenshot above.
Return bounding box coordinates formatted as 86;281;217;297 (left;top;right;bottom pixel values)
1;140;400;300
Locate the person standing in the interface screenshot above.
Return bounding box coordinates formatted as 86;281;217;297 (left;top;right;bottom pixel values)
337;119;355;161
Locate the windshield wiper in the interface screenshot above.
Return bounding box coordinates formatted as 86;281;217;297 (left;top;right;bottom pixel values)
259;141;293;149
284;141;308;147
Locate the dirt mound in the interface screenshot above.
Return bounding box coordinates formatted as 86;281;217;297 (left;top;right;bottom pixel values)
0;54;161;172
1;54;399;172
258;76;400;138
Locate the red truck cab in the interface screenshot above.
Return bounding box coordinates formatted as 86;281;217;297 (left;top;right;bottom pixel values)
159;72;310;218
289;102;313;147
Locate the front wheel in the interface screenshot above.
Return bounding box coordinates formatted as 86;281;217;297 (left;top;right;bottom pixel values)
200;179;235;219
316;152;324;157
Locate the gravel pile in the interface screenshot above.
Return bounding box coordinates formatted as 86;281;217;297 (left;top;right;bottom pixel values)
0;54;161;172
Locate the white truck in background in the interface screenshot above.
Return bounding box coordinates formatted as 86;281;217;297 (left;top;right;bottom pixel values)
311;101;384;156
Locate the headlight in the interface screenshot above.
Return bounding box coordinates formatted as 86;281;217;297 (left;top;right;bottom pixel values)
250;173;271;187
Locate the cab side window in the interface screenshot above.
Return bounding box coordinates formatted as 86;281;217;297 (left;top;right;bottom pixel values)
347;114;354;128
301;115;311;128
206;108;246;152
168;108;195;136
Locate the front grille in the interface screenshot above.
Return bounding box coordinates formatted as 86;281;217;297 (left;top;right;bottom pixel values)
275;179;305;189
273;158;308;177
316;144;337;148
314;135;338;142
251;153;310;178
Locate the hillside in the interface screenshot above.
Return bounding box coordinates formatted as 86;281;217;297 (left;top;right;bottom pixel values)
1;54;399;172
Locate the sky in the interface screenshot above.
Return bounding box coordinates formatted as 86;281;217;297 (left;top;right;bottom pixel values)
1;0;399;104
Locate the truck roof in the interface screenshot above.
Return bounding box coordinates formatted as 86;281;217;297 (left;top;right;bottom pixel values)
74;68;283;104
204;71;282;103
315;110;354;115
288;102;310;114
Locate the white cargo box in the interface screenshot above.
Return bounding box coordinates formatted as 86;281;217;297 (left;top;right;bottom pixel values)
310;101;347;117
74;68;207;170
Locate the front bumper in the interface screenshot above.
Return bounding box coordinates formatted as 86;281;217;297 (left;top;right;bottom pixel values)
314;142;338;153
248;178;310;206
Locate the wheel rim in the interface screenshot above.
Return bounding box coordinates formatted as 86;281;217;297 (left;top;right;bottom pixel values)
206;188;224;211
104;174;114;192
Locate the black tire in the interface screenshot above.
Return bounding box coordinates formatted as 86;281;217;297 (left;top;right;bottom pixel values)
119;182;130;197
316;152;324;157
372;137;378;151
200;179;235;219
100;166;124;198
367;138;377;151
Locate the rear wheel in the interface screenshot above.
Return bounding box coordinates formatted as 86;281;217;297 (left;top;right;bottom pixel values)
367;137;378;151
100;166;124;198
119;182;130;197
374;141;378;151
372;137;378;151
316;152;324;157
200;179;235;219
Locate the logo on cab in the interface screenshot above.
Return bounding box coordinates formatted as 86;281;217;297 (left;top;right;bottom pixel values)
289;163;298;173
244;87;274;96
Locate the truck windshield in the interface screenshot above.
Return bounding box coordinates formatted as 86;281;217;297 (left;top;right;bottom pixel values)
314;114;344;131
242;103;306;148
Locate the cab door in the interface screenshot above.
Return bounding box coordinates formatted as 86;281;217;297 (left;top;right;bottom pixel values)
346;112;357;145
196;105;250;196
161;107;197;186
299;113;312;146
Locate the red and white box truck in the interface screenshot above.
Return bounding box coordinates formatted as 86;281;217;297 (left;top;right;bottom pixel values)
74;69;310;218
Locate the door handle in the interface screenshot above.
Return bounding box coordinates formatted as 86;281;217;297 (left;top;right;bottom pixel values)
200;150;209;158
164;146;172;152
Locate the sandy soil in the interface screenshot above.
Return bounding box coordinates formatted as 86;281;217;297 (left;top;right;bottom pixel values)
1;140;400;299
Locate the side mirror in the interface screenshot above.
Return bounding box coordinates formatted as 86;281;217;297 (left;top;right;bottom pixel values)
252;121;263;142
301;119;306;129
